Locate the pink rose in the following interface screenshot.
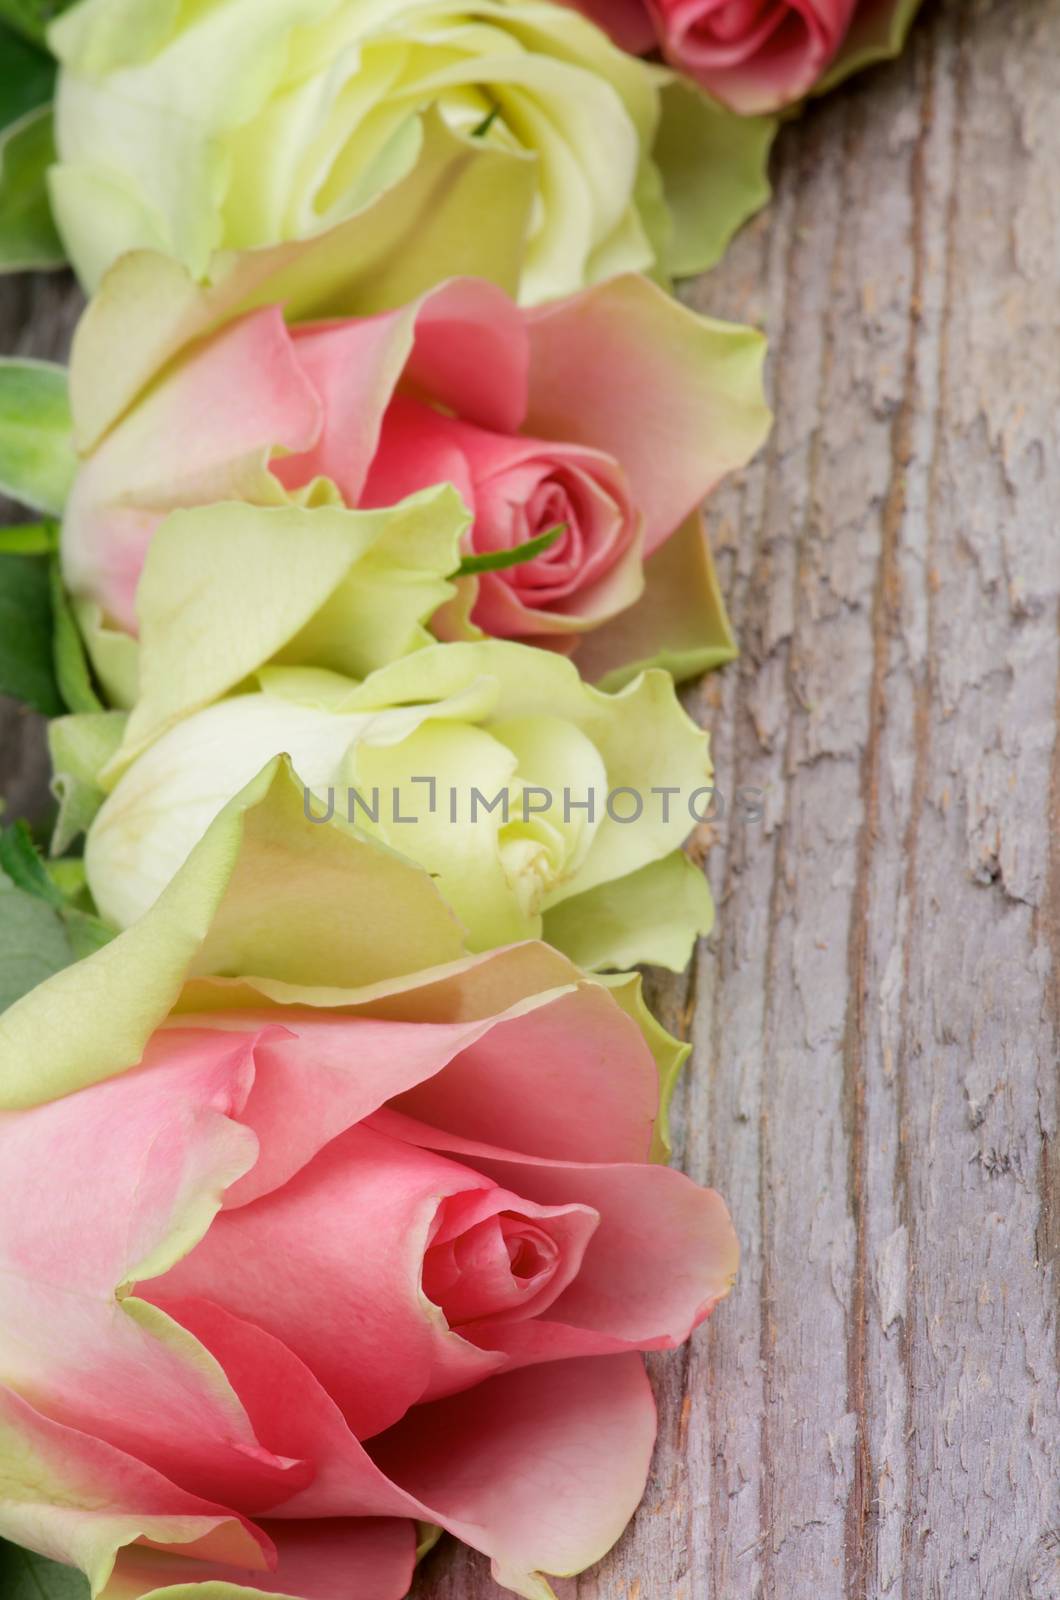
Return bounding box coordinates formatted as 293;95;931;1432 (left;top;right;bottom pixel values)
0;937;737;1597
567;0;920;113
64;267;767;686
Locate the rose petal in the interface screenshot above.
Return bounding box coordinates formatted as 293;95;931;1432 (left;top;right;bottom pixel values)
63;306;321;632
370;1109;739;1355
155;1123;510;1438
277;278;529;504
388;982;659;1165
141;1296;418;1522
0;1027;311;1508
523;272;769;552
186;945;660;1168
0;1383;272;1596
571;510;737;690
371;1355;657;1598
101;1519;416;1600
658;0;855;111
566;0;659;53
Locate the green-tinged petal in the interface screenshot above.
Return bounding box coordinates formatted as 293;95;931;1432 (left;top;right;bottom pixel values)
174;939;582;1026
327;642;711;907
47;158;176;293
274;486;468;680
653;74;775;277
429;574;486;645
523;267;769;559
0;758;463;1108
597;968;689;1161
47;0;183;73
68;109;536;451
48;710;127;853
0;359;76;514
73;597;140;708
84;641;714;966
818;0;924;95
346;714;532;951
104;1582;296;1599
183;758;461;985
111;488;467;774
0;105;66;272
575;513;738;691
544;850;713;974
49;556;103;713
95;1520;420;1600
0;1388;268;1600
50;0;344;286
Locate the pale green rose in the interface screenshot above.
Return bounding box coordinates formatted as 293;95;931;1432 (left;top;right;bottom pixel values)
48;0;774;303
82;641;717;970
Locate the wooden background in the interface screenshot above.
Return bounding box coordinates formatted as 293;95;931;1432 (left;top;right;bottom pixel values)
1;0;1057;1594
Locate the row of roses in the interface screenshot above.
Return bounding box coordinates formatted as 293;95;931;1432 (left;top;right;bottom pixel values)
0;2;923;1599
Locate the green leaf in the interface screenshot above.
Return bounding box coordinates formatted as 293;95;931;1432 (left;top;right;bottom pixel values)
0;552;62;714
0;103;66;272
0;820;115;1010
50;555;104;712
0;547;101;718
0;22;53;120
0;882;78;1010
454;523;564;577
0;517;57;552
0;359;77;513
0;1540;89;1599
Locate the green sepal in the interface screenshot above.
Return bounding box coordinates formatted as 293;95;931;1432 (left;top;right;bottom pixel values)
48;710;126;853
817;0;925;95
454;523;564;578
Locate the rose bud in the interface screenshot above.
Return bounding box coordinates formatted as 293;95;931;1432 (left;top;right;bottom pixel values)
565;0;924;114
61;251;768;709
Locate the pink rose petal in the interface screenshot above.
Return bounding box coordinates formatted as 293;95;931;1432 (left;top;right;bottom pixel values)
371;1355;657;1594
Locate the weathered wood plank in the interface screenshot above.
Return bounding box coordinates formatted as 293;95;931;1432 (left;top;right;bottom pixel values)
1;4;1057;1595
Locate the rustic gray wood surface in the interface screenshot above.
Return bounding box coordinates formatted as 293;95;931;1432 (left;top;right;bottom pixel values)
1;0;1057;1595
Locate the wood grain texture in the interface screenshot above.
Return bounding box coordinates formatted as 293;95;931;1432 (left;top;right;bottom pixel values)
0;1;1057;1594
